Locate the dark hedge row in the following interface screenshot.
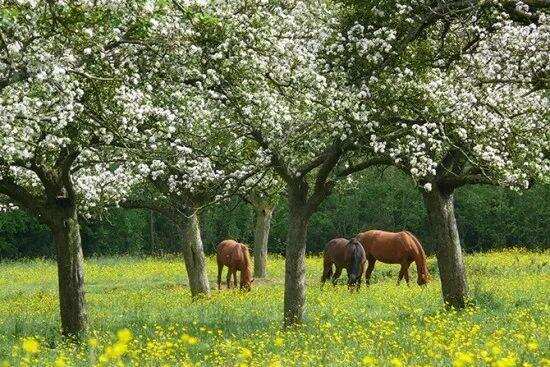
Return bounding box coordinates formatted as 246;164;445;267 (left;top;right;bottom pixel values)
1;169;548;259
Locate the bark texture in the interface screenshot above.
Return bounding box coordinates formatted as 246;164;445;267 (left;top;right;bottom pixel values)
253;205;274;278
423;185;468;308
51;206;87;336
180;210;210;297
283;194;309;327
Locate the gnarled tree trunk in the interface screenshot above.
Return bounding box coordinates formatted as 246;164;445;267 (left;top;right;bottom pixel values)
180;210;210;297
253;205;274;278
50;205;87;336
283;192;310;327
422;185;468;308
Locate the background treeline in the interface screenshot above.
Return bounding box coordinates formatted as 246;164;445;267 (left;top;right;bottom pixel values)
1;169;548;259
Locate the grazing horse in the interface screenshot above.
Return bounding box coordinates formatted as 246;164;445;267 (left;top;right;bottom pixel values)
321;238;366;291
216;240;254;291
355;230;429;286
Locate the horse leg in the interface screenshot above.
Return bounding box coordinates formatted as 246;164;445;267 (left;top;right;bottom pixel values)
398;261;412;286
233;270;238;288
346;267;358;292
226;268;232;289
321;262;333;288
217;263;223;290
403;260;412;285
332;266;343;286
365;257;376;286
357;261;366;292
356;269;363;292
397;264;406;285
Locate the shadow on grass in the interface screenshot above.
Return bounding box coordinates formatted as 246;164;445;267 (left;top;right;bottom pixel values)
469;286;504;311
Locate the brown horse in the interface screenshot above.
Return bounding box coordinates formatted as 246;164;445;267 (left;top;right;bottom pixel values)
216;240;254;291
355;230;429;286
321;238;366;291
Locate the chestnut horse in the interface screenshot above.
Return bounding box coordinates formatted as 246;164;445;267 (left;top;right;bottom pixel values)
355;230;429;286
216;240;254;291
321;238;366;291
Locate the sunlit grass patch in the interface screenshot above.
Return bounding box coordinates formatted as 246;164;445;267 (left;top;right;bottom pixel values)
0;249;548;366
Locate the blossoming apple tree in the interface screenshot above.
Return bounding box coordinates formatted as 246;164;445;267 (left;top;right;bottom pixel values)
337;1;549;307
104;2;273;297
0;0;161;335
155;0;396;326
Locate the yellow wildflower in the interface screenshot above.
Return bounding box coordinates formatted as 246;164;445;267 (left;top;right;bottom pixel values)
390;357;403;367
526;341;538;352
21;338;40;354
54;357;67;367
453;352;474;367
181;334;198;345
240;347;252;359
116;328;133;344
103;342;128;360
274;337;284;347
362;355;377;366
492;357;516;367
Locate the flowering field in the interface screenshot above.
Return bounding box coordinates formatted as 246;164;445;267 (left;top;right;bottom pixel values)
0;249;548;366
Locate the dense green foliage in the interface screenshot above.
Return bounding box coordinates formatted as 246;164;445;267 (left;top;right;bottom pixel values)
0;251;548;366
0;169;548;259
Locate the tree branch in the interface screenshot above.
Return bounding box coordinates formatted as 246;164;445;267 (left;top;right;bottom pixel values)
335;158;392;178
0;177;49;225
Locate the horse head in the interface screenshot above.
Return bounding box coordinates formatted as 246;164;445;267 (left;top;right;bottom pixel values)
240;272;254;291
346;238;364;287
418;272;430;286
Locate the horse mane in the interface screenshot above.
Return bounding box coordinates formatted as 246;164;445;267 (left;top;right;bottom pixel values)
403;231;429;284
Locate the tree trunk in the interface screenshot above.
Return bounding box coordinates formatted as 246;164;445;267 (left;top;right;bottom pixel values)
253;205;274;278
51;207;87;336
283;193;310;327
422;185;468;308
180;210;210;297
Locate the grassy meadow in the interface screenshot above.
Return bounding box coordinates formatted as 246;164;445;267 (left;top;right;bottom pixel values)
0;249;548;366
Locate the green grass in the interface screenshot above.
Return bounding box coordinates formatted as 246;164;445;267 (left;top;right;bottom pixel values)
0;249;549;366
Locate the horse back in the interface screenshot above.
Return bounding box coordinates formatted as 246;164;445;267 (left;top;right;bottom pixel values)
217;240;241;267
357;230;411;263
324;238;349;266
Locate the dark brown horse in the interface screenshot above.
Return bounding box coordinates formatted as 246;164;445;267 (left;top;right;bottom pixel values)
321;238;366;291
355;230;429;286
216;239;254;291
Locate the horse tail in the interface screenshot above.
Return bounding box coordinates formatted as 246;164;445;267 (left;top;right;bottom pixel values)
404;231;429;285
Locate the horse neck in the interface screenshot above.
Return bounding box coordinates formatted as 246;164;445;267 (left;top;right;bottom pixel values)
406;232;429;282
408;234;427;274
240;245;252;281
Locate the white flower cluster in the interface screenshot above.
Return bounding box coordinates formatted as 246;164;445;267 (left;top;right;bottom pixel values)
336;2;549;189
0;0;547;217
